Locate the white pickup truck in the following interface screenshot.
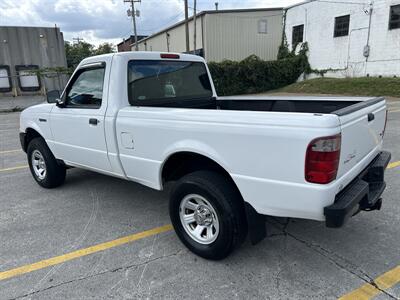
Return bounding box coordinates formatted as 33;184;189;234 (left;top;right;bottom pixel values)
20;52;391;259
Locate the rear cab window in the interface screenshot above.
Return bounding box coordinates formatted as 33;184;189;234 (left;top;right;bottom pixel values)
127;60;213;108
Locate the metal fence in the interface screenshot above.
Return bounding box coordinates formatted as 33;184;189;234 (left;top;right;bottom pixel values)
0;69;70;97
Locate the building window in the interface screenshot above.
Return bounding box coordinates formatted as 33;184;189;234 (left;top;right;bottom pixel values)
0;65;12;92
292;24;304;45
389;5;400;30
258;19;268;34
334;15;350;37
15;65;41;92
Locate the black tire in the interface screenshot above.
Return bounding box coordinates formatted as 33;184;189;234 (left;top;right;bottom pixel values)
169;170;247;260
27;137;66;188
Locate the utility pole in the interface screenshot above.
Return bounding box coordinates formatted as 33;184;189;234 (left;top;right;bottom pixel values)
193;0;197;54
73;37;83;44
124;0;141;51
184;0;190;52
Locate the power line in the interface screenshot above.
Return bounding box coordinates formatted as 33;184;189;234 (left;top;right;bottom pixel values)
137;10;185;33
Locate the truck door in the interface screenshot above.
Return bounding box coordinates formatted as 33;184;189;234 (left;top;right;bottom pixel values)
49;61;112;172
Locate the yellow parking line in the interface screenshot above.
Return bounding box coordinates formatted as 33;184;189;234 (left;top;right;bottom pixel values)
0;224;173;281
0;149;22;155
389;109;400;113
339;266;400;300
387;161;400;169
0;165;28;172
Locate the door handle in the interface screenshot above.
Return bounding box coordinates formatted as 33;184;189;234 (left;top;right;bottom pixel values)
368;113;375;122
89;118;99;125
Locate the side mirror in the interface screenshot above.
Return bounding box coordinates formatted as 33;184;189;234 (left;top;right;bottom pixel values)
55;98;65;108
46;90;60;104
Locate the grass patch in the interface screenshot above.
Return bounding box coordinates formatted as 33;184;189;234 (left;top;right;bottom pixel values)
278;77;400;97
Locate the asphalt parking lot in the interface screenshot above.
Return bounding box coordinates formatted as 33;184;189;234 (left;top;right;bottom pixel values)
0;102;399;300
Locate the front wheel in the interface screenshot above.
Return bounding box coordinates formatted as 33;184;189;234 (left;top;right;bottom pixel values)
169;171;247;260
27;137;66;188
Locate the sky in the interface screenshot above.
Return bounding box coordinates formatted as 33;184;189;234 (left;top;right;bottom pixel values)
0;0;303;46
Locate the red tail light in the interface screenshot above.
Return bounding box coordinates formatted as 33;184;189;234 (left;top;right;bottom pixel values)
160;53;180;59
383;109;388;137
305;134;341;184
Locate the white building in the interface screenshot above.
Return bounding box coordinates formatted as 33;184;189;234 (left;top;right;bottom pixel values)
134;8;284;62
285;0;400;78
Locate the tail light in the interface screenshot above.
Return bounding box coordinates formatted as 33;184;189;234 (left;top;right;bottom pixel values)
305;134;341;184
160;53;180;59
383;109;388;137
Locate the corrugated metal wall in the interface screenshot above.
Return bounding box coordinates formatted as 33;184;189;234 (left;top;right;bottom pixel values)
0;26;68;95
204;10;283;62
137;16;204;53
136;9;283;62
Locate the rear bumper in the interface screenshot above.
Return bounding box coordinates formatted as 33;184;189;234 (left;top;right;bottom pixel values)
324;151;391;228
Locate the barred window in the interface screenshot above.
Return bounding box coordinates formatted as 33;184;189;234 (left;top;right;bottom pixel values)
334;15;350;37
292;24;304;45
389;5;400;30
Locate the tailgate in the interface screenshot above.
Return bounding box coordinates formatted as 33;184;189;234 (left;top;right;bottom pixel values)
335;97;387;178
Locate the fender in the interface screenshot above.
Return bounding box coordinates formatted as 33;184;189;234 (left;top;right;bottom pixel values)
160;139;232;187
160;140;267;244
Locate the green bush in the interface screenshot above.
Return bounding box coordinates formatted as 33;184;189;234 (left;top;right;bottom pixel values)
208;52;309;96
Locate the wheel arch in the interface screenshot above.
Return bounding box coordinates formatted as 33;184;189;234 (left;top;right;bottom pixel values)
22;127;44;152
161;150;267;245
161;151;237;189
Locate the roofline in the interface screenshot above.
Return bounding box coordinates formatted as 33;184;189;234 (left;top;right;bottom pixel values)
0;25;61;30
117;35;147;46
133;7;283;46
285;0;315;10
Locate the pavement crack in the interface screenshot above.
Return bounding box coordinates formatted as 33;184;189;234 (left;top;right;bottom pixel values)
268;219;399;300
10;249;184;300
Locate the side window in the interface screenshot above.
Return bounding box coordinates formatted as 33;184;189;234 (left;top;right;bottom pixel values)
258;19;268;34
65;66;105;108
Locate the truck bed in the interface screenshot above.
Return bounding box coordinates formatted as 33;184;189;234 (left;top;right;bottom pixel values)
217;96;378;115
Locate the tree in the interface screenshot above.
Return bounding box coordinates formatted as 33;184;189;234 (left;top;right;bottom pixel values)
65;41;95;68
64;41;115;69
94;43;116;55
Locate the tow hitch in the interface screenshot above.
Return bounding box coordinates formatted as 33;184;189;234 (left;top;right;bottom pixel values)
324;151;391;228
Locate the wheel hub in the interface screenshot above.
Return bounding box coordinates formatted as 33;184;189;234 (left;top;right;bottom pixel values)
194;205;213;226
179;194;220;244
31;150;47;180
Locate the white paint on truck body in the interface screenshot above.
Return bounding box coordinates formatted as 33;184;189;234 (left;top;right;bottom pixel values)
20;52;387;222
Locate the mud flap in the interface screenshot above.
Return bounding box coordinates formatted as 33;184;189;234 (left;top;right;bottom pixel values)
244;202;267;245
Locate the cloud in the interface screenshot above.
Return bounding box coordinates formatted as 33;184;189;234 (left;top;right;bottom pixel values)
0;0;302;46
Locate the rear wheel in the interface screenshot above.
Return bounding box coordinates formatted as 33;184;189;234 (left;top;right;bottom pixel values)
169;171;247;260
27;137;66;188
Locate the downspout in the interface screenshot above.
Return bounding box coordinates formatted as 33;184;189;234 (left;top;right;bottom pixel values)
201;15;205;59
347;27;368;69
303;7;308;42
364;1;373;74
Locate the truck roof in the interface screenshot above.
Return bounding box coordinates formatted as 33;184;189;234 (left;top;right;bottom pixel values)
80;51;205;65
